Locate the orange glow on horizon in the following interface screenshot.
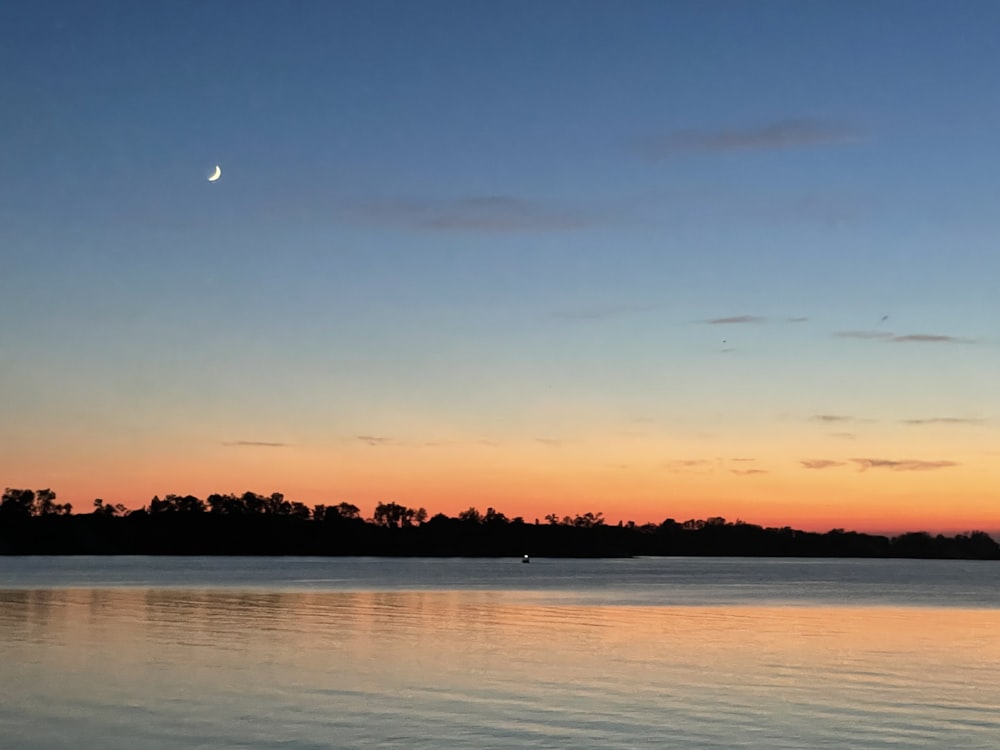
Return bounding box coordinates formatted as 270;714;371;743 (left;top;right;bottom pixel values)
6;428;997;535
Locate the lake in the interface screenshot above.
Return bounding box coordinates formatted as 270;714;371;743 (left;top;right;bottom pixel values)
1;556;998;749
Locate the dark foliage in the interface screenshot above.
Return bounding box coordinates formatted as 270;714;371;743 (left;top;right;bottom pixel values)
1;489;997;559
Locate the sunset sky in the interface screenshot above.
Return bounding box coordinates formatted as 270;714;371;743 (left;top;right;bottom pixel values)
2;1;998;533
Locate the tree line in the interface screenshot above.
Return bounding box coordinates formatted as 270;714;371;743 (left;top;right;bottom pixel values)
1;486;998;559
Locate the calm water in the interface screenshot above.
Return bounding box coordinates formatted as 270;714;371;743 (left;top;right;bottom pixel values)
1;557;999;749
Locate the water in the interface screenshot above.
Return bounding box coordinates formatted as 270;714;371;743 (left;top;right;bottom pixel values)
1;557;999;749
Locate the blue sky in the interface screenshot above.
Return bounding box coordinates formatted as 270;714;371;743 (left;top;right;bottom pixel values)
2;1;998;528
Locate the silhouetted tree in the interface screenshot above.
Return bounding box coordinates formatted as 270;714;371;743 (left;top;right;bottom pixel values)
572;512;604;528
3;486;999;559
1;487;74;520
207;493;240;514
35;488;57;515
458;506;483;524
289;501;311;519
171;494;206;513
0;488;35;519
335;502;361;519
264;492;290;515
373;501;420;528
241;492;266;514
483;507;508;525
93;498;121;517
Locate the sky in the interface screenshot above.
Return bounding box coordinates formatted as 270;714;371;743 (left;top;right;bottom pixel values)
2;1;998;533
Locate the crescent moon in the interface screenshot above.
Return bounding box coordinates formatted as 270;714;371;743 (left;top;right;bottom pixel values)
208;165;222;182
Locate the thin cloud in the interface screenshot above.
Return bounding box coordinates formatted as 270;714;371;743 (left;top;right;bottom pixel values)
786;316;809;323
829;432;856;440
902;417;985;426
704;315;766;325
835;330;974;344
890;333;974;344
357;435;394;446
536;437;566;447
635;118;863;157
662;459;711;471
834;330;894;340
222;440;289;448
800;459;846;469
811;414;854;423
851;458;959;472
731;468;767;476
352;195;596;232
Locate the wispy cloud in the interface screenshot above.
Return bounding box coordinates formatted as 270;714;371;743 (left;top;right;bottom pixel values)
351;195;596;232
222;440;288;448
835;330;974;344
662;459;711;471
357;435;395;446
851;458;959;472
800;459;846;469
703;315;767;325
902;417;985;426
834;330;894;340
635;118;863;158
786;316;809;323
811;414;855;423
731;468;768;476
890;334;974;344
535;438;568;447
829;432;856;440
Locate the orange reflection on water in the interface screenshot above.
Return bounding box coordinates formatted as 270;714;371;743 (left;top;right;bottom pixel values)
3;588;1000;747
5;588;1000;686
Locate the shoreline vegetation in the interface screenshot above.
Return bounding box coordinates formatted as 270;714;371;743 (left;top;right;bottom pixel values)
1;488;998;559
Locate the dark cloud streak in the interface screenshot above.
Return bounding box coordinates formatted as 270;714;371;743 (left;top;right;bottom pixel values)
635;118;863;158
352;195;596;233
357;435;394;446
902;417;985;426
800;459;846;469
834;330;894;340
704;315;766;325
835;330;974;344
851;458;959;472
890;333;973;344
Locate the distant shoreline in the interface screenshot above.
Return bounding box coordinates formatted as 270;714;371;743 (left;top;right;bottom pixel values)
1;511;997;560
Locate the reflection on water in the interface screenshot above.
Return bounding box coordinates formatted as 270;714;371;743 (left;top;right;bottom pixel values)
2;584;1000;749
2;556;1000;608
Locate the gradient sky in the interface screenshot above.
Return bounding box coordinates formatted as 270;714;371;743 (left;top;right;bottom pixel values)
2;1;998;532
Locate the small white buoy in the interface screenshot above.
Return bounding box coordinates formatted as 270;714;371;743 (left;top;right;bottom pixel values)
522;554;530;563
